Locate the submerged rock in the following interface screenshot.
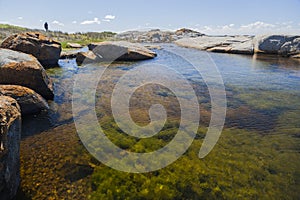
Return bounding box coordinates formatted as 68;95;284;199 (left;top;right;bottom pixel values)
88;41;157;61
0;32;61;67
0;85;49;115
0;48;54;100
0;96;21;200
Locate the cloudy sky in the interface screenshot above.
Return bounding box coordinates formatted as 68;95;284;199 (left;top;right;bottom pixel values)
0;0;300;35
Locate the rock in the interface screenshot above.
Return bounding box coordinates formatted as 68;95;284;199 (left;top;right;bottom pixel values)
0;96;21;200
0;48;54;100
76;51;102;65
88;41;157;61
66;42;82;49
115;28;205;43
254;35;300;56
292;54;300;59
60;51;78;59
0;32;61;67
144;45;162;50
0;85;49;115
175;28;205;37
175;35;254;55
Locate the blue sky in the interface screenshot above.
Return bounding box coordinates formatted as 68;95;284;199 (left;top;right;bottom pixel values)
0;0;300;34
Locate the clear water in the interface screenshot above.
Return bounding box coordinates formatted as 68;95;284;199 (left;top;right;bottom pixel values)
19;44;300;199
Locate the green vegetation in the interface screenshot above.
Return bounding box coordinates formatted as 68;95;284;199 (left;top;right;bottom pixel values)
89;119;300;200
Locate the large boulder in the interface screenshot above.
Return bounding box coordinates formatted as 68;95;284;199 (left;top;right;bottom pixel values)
0;96;21;200
0;48;54;100
0;85;49;115
254;35;300;56
0;32;61;67
88;41;157;61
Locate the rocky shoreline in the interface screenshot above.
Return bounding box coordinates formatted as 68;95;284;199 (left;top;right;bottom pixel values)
0;28;299;199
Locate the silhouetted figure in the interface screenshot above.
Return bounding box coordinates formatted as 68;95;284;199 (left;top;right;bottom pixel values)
44;22;48;32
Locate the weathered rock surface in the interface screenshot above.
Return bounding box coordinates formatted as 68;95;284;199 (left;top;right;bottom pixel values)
88;41;157;61
0;85;49;115
60;51;78;59
175;34;300;57
66;42;82;49
0;96;21;200
0;32;61;67
175;35;254;54
115;28;204;43
292;54;300;59
76;51;102;65
254;35;300;56
0;48;54;100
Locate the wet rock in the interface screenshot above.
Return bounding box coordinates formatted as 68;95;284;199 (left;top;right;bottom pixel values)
0;85;49;115
0;32;61;67
254;35;300;56
60;51;78;59
0;48;54;100
76;51;102;65
0;96;21;200
88;41;157;61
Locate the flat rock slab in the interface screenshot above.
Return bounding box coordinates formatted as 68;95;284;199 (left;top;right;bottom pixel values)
0;48;54;100
0;85;49;115
0;32;61;67
175;35;254;55
88;41;157;61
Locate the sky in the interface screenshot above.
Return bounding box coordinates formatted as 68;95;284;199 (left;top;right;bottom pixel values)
0;0;300;35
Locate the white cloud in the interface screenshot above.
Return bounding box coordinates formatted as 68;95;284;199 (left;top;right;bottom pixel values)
196;21;300;35
17;16;23;20
240;21;275;29
102;19;111;22
80;18;101;25
52;20;64;26
72;20;77;24
104;15;115;20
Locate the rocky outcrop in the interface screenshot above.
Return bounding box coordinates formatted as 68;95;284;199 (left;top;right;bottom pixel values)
175;35;254;55
0;85;49;115
88;41;157;61
254;35;300;56
115;28;204;43
0;48;54;100
76;51;102;65
0;32;61;67
0;96;21;200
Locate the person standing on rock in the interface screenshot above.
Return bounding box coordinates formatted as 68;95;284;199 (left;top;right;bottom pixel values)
44;22;48;32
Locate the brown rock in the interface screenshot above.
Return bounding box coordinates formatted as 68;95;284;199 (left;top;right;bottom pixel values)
66;42;82;49
76;51;102;65
0;48;54;100
0;96;21;200
0;85;49;115
0;32;61;67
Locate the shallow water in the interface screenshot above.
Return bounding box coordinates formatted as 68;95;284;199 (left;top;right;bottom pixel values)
19;44;300;199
